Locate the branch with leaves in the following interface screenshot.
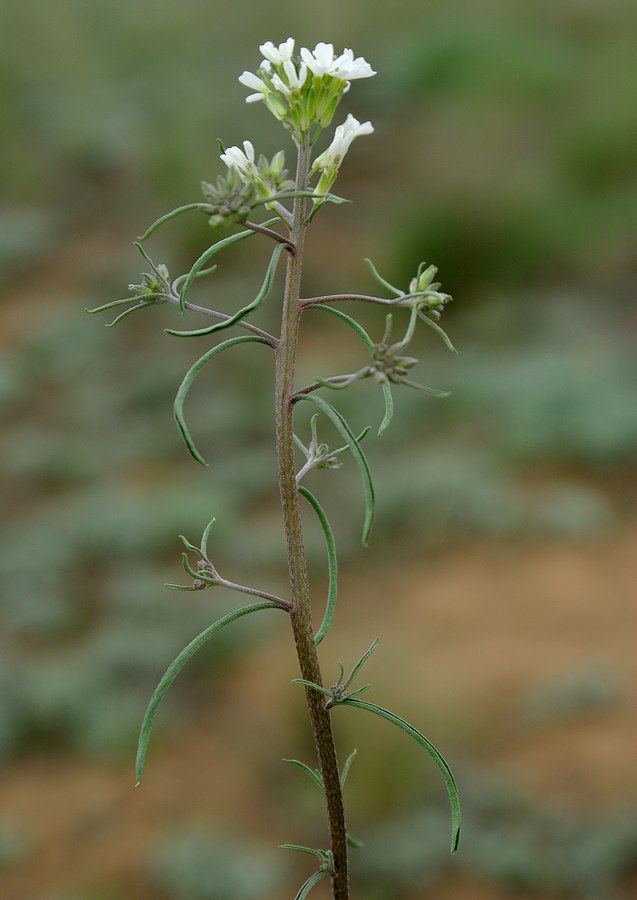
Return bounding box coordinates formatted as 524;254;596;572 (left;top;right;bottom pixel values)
91;36;461;900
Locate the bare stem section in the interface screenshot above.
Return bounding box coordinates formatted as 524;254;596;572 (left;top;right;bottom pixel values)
274;137;350;899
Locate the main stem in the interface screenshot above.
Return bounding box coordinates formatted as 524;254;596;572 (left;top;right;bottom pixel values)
275;136;350;899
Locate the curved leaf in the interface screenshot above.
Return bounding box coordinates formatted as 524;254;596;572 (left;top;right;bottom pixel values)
379;378;394;435
364;257;404;298
416;309;457;353
172;264;217;296
167;241;285;337
138;203;212;241
293;870;329;900
177;217;279;312
338;699;461;852
298;486;338;646
296;394;375;545
282;758;324;789
309;304;375;352
135;601;284;786
310;305;395;435
174;335;270;465
105;302;149;328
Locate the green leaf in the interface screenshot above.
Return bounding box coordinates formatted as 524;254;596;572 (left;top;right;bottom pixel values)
177;217;279;313
172;264;217;296
292;678;332;699
298;486;338;646
167;241;285;337
280;844;327;860
105;302;149;327
310;305;395;435
344;638;379;690
400;379;450;398
364;258;404;298
379;378;394;435
135;601;284;786
416;309;457;353
200;518;216;558
173;335;270;465
138;203;212;241
309;304;375;352
337;699;461;852
340;748;357;787
293;870;329;900
296;394;375;546
347;833;364;849
251;189;348;209
86;296;147;315
282;758;324;789
179;534;201;554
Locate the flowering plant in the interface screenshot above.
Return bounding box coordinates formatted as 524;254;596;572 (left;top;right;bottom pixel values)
90;37;460;900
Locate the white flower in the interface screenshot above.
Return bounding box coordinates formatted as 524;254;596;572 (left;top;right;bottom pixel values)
330;48;376;81
259;37;295;66
238;70;269;103
220;140;257;183
313;114;374;172
300;42;337;76
283;58;308;91
300;42;376;80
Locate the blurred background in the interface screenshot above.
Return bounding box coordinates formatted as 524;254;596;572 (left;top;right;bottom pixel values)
1;1;636;897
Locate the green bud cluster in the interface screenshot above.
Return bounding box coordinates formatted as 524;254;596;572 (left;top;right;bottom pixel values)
128;263;171;301
203;151;294;227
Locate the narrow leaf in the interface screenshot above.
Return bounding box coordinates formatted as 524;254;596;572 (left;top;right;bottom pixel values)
174;335;270;465
294;870;329;900
167;241;285;337
401;379;450;398
200;518;216;558
298;486;338;646
86;296;142;315
347;833;364;849
379;379;394;435
340;748;357;787
138;203;212;241
292;678;332;699
296;394;375;545
280;844;326;860
135;601;284;786
309;304;375;351
282;758;324;789
105;302;148;328
416;309;457;353
177;217;278;312
344;638;379;690
179;535;201;554
172;264;217;296
338;699;461;852
364;258;404;298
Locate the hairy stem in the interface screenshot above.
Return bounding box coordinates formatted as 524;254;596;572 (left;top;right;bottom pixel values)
275;137;349;899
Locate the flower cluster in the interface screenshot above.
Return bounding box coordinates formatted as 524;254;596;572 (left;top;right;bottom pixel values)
408;262;452;321
239;38;375;133
203;144;294;226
